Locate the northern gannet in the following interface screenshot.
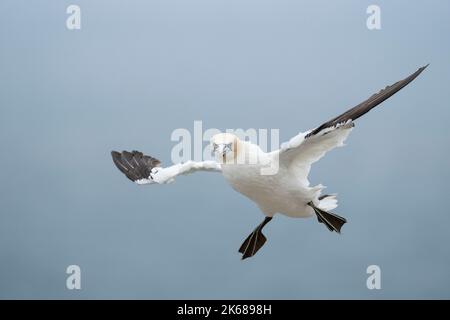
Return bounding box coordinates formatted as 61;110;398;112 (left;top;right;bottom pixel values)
111;65;427;259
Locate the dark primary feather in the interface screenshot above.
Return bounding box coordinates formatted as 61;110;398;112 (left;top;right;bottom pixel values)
306;64;428;138
111;150;161;182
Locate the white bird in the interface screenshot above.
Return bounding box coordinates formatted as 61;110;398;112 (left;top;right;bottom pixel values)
112;65;427;259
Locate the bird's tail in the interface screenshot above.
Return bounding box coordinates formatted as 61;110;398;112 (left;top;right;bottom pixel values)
317;194;338;211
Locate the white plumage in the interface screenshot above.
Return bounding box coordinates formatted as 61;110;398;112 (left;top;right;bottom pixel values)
111;65;427;259
220;121;354;219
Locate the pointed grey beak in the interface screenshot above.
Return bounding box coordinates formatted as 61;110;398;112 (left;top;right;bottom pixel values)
215;143;232;156
215;144;224;155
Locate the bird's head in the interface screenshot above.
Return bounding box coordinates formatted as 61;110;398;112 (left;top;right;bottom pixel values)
211;133;240;164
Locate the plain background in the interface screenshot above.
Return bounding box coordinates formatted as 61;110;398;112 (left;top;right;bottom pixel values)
0;0;449;299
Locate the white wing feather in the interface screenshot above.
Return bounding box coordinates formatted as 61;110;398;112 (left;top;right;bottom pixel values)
150;161;222;184
276;121;354;185
111;150;221;185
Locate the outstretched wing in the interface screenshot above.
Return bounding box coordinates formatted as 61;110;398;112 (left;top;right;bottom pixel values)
305;64;428;138
111;150;221;185
277;65;428;184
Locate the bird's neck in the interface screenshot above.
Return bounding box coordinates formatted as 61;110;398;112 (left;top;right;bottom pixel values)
223;139;264;165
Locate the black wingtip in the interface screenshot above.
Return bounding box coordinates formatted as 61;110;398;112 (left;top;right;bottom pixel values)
111;150;120;160
404;64;429;86
417;64;429;74
411;64;429;80
306;64;429;138
111;150;161;182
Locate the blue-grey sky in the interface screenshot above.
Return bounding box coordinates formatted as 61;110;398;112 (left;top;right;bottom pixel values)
0;0;449;299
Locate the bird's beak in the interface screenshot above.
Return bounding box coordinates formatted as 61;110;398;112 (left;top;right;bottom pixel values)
213;144;231;163
214;144;224;155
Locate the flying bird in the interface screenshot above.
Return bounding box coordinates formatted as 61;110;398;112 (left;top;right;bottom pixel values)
111;65;427;259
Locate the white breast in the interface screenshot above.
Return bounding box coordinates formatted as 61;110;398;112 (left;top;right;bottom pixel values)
221;149;317;218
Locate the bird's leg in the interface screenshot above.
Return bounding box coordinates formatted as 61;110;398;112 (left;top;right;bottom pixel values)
308;202;347;233
239;217;272;260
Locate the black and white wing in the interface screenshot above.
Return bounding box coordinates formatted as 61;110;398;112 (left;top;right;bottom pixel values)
276;65;428;184
111;150;221;185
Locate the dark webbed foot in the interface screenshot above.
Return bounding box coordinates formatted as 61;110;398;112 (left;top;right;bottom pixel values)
308;201;347;233
239;217;272;260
